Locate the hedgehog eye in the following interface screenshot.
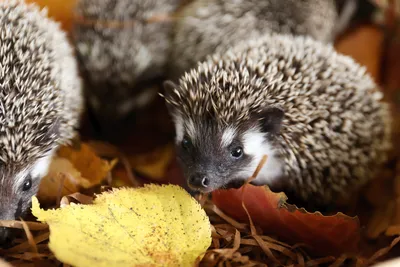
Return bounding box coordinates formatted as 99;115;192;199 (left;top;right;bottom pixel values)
22;176;32;191
230;147;243;159
181;136;192;150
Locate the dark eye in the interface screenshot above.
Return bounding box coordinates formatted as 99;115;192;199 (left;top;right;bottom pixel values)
22;176;32;191
182;136;191;150
230;147;243;159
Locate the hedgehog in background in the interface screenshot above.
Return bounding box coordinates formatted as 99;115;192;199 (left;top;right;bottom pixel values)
168;0;355;79
162;33;392;207
72;0;183;132
0;0;83;243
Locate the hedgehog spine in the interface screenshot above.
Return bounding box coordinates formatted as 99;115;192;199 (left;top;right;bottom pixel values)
0;0;83;241
163;32;392;206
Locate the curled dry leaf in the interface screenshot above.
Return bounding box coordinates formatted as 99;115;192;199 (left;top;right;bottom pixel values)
31;184;212;267
38;144;117;202
212;185;360;256
57;144;118;185
37;157;87;202
127;144;175;181
60;192;94;208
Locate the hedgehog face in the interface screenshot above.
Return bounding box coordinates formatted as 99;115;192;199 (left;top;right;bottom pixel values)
0;152;54;244
174;118;252;192
170;110;286;194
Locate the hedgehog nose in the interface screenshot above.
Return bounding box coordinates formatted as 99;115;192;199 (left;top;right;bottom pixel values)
188;173;210;189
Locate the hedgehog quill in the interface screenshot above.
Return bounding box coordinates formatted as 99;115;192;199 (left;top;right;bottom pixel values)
162;33;392;207
168;0;348;80
72;0;182;130
0;0;83;243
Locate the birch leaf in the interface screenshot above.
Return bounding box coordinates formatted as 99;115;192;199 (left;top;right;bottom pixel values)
32;184;211;267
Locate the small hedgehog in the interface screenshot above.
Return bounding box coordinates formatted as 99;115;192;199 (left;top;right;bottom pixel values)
0;0;83;243
168;0;353;79
72;0;182;128
162;33;392;206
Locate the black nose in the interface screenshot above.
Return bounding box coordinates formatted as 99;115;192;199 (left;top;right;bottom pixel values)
188;173;210;189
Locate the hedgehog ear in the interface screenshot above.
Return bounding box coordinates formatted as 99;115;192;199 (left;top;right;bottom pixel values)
256;107;285;134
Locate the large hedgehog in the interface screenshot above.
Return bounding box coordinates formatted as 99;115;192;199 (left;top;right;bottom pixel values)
162;33;392;206
0;0;83;243
72;0;183;129
168;0;355;80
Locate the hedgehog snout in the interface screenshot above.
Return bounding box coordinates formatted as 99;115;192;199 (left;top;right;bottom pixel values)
0;207;17;247
188;172;211;191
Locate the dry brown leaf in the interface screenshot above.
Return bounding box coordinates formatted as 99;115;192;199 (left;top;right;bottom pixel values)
60;192;94;208
37;143;116;206
385;225;400;236
20;220;38;255
127;143;174;181
364;170;395;208
390;198;400;225
37;158;86;202
335;25;383;82
0;221;47;231
212;185;361;256
367;201;396;239
366;236;400;265
395;161;400;194
6;232;50;253
57;144;118;185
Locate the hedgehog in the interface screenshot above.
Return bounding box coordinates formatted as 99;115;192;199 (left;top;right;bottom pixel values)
72;0;183;130
162;33;392;207
168;0;357;80
0;0;83;243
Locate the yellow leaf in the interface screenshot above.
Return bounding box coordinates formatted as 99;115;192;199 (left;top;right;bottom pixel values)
57;143;118;187
32;184;212;267
128;144;174;180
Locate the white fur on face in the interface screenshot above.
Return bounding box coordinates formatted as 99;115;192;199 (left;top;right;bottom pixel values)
30;151;55;179
221;127;236;147
174;115;184;143
237;128;283;184
174;116;197;145
185;118;197;143
13;148;56;191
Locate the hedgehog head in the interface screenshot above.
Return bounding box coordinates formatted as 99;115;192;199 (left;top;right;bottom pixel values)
0;0;67;242
162;62;286;193
164;32;392;205
73;0;181;125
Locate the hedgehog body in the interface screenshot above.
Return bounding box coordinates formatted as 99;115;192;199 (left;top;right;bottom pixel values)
168;0;341;79
0;0;83;239
163;33;392;206
72;0;182;127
